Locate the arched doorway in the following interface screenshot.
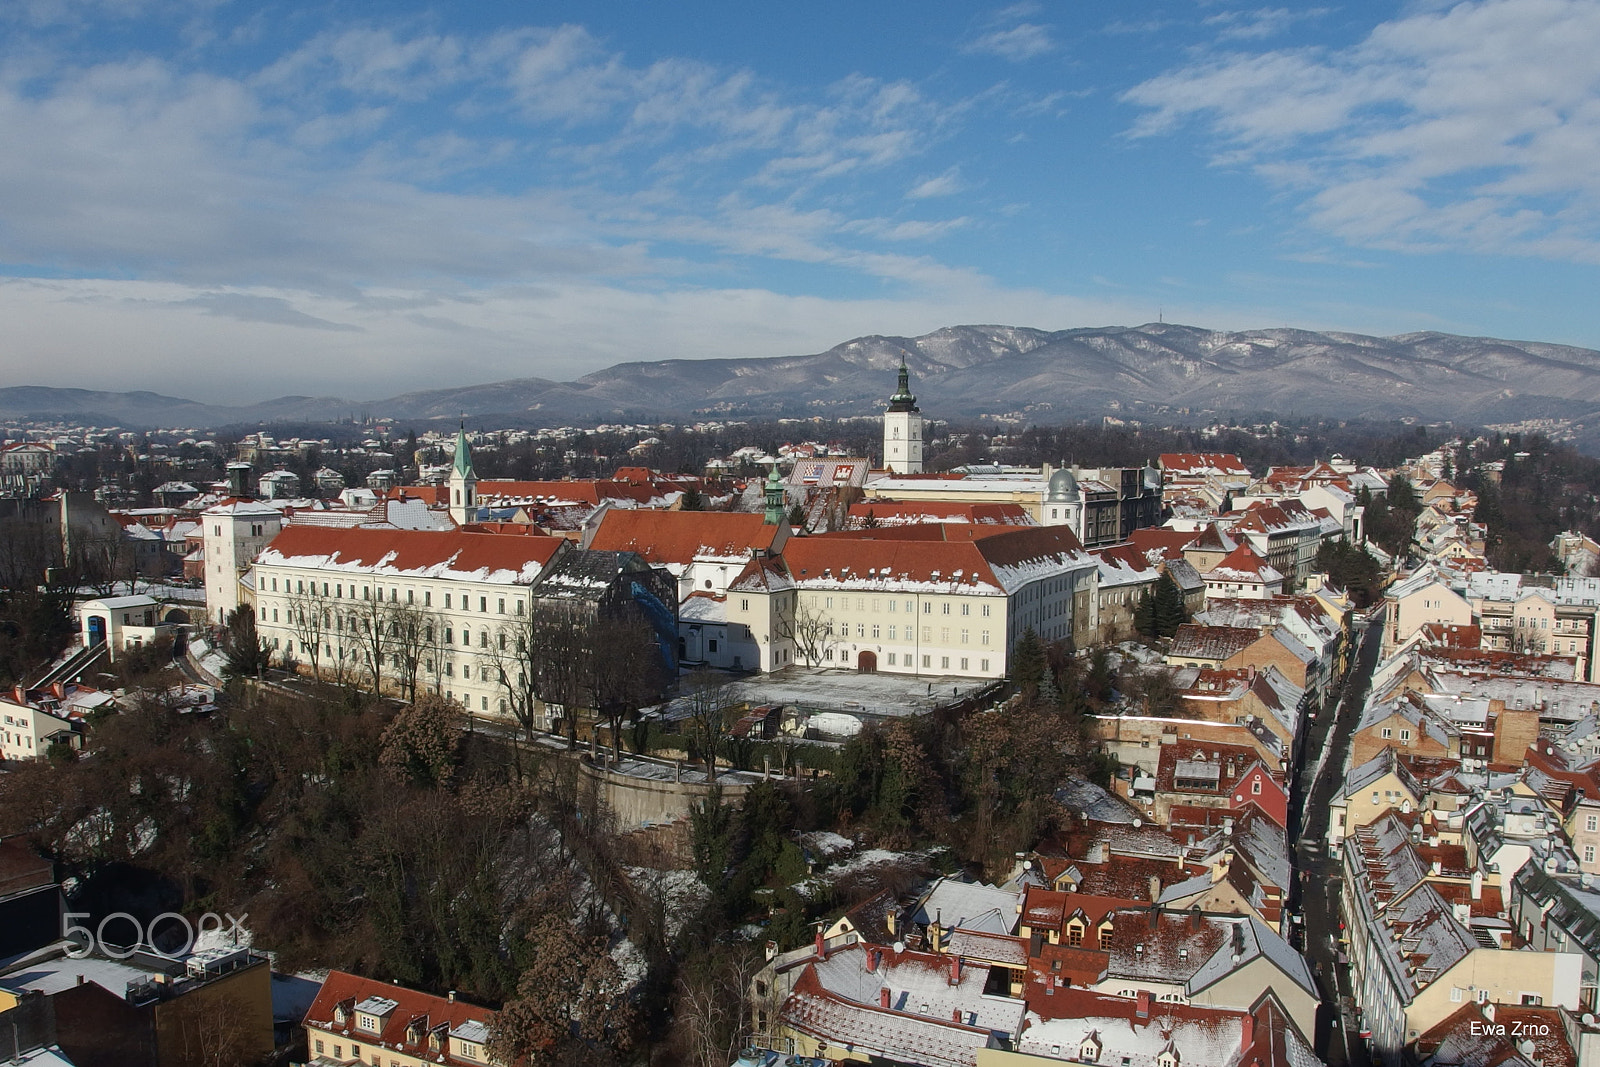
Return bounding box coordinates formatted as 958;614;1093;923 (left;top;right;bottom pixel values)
86;616;107;646
857;650;877;673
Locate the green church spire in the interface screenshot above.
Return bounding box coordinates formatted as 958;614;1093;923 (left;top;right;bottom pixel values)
888;359;918;412
452;424;476;480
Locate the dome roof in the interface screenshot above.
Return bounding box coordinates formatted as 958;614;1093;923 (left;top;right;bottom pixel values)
1046;468;1080;503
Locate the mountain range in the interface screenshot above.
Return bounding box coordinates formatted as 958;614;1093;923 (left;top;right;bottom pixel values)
6;322;1600;430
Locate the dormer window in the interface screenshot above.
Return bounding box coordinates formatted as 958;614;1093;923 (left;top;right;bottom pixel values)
1158;1047;1181;1067
1080;1034;1102;1062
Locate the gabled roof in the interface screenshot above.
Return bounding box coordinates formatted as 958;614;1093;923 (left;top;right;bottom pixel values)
257;525;565;585
1204;545;1284;585
782;526;1092;596
1170;625;1263;663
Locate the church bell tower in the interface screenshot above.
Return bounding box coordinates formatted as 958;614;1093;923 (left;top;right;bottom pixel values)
883;360;924;474
449;425;478;526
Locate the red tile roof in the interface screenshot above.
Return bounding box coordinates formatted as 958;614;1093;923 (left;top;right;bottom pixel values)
784;526;1090;595
302;970;493;1067
1160;453;1252;478
586;509;781;564
258;525;565;585
845;501;1036;528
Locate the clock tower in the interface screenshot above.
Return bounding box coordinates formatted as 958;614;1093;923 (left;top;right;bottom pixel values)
882;361;924;474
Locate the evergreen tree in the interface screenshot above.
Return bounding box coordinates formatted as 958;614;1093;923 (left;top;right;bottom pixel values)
1153;572;1187;637
1009;628;1046;692
787;503;805;527
1134;590;1156;638
222;605;270;678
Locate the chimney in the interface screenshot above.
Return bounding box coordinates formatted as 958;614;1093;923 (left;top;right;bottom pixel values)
1136;990;1153;1021
949;957;961;986
931;913;943;954
1471;869;1483;900
866;949;879;973
1239;1013;1255;1055
1190;906;1204;933
953;1008;962;1024
815;928;827;960
879;987;890;1009
1149;875;1163;903
448;991;456;1003
1046;974;1056;995
886;909;896;936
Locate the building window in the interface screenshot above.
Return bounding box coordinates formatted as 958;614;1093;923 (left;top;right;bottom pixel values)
941;656;950;669
923;655;931;668
980;659;989;671
1252;779;1262;795
888;653;897;665
960;658;968;670
741;599;749;611
1586;815;1597;833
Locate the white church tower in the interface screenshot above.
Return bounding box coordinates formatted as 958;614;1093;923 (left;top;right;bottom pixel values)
449;425;478;526
883;360;924;474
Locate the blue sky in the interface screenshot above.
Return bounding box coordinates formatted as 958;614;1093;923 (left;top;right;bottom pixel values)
4;0;1600;403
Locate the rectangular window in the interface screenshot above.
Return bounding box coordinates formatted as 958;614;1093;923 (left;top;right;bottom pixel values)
856;624;865;638
888;600;897;613
888;625;897;640
741;599;749;611
498;598;505;614
941;656;950;669
942;602;951;615
982;631;990;645
445;593;452;608
961;629;969;644
960;658;968;670
1587;815;1598;833
1586;846;1596;864
1381;727;1393;739
923;602;932;614
888;653;897;665
922;655;931;668
480;597;487;612
961;603;970;616
425;591;432;606
922;627;931;641
871;624;880;638
982;604;991;617
980;659;989;671
905;600;913;613
825;597;833;609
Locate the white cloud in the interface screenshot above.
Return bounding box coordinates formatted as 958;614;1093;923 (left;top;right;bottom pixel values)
907;167;965;199
965;23;1056;61
963;6;1056;62
1204;8;1328;41
1124;0;1600;263
0;276;1172;403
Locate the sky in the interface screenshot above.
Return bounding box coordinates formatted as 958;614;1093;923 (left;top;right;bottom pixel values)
5;0;1600;404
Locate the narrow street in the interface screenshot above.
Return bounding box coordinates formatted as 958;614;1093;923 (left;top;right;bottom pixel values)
1289;604;1385;1067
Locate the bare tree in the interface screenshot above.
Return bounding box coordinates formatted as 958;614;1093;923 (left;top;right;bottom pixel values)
482;600;594;746
68;534;128;597
680;671;740;780
385;601;437;701
348;591;395;696
585;613;669;761
283;584;330;678
777;594;828;665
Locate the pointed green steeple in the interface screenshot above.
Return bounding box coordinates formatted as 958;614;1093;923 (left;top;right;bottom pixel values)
452;424;476;480
887;359;918;412
763;465;786;525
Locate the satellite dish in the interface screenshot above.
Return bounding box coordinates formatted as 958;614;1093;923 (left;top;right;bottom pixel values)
893;941;906;954
1133;818;1143;828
